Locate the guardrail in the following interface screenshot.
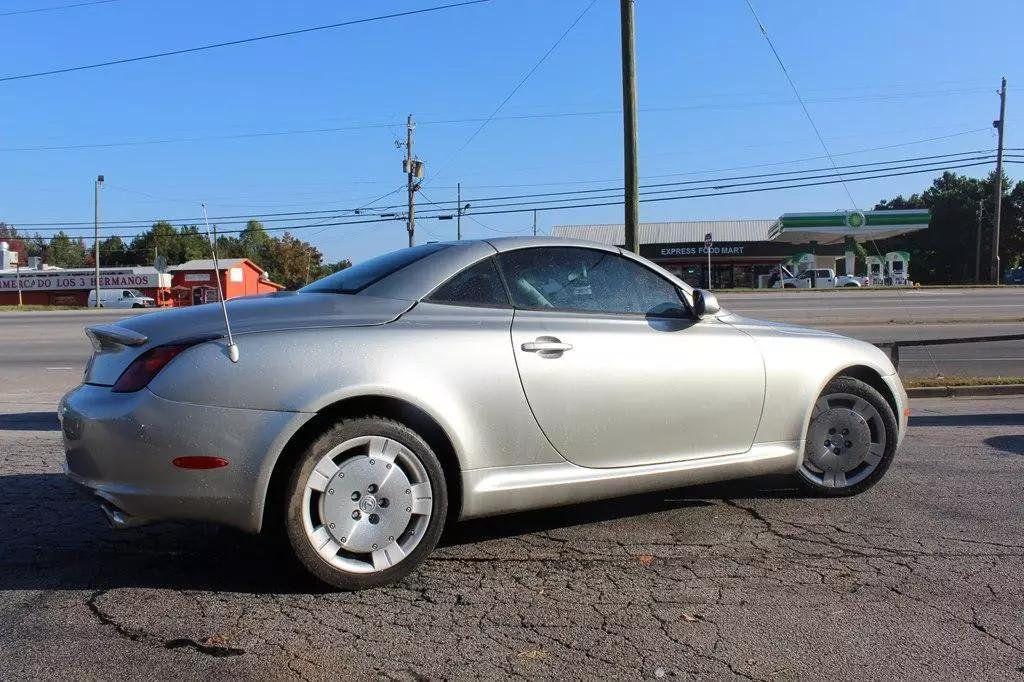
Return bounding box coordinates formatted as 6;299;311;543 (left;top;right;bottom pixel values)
874;333;1024;370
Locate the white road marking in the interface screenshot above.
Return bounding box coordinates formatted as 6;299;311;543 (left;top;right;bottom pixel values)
900;357;1024;362
44;367;74;371
730;304;1024;312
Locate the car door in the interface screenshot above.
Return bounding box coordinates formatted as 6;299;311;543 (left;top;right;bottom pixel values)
498;246;765;469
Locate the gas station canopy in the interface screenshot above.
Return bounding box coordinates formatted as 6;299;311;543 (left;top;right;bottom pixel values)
768;209;930;244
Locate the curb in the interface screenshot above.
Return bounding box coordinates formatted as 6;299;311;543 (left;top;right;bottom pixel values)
907;384;1024;398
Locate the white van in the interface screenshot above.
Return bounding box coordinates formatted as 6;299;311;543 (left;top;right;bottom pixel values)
87;288;156;309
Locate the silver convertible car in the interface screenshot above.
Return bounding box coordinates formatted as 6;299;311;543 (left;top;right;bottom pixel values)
61;237;908;589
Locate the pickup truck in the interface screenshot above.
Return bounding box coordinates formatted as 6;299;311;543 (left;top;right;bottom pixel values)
773;268;866;288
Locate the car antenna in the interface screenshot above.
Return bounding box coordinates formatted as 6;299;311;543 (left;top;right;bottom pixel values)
202;203;239;363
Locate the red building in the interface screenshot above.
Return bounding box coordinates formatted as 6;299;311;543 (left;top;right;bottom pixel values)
168;258;284;306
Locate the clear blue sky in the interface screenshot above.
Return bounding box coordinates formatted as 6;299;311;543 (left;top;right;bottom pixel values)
0;0;1020;262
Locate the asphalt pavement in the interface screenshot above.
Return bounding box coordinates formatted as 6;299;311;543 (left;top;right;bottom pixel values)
0;392;1021;679
1;291;1022;678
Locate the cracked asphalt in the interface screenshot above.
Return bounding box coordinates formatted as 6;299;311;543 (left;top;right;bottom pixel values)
2;378;1023;678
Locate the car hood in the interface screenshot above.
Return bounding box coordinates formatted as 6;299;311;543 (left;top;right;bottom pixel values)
717;311;842;339
83;292;414;386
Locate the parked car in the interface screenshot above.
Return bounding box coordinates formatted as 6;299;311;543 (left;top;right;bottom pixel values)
60;237;907;589
1005;267;1024;285
87;288;156;308
774;268;866;288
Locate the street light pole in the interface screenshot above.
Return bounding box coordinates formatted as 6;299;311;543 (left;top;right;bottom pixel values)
619;0;639;253
93;174;104;307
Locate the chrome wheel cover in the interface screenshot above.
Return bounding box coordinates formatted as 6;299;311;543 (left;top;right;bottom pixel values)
800;392;887;488
301;436;433;574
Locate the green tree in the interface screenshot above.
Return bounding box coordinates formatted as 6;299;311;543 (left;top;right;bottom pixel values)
46;231;87;268
874;170;1024;283
98;236;130;267
238;220;273;264
177;225;211;262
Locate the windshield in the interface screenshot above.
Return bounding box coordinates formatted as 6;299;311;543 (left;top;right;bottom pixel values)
127;289;144;298
301;243;449;295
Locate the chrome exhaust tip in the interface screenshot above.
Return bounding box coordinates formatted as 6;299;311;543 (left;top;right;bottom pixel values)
97;497;150;529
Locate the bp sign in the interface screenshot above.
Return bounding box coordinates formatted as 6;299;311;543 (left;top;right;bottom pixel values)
845;211;866;229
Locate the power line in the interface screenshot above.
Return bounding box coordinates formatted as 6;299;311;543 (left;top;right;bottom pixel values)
18;157;1015;243
0;0;491;83
0;0;121;17
9;149;1001;232
426;0;599;184
743;0;856;209
14;147;991;229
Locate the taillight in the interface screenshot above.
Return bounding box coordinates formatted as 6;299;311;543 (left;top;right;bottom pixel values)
112;342;197;392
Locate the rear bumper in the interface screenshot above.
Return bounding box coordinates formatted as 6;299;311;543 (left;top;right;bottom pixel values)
59;384;310;533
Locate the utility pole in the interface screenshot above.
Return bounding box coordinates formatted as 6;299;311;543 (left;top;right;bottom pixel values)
991;77;1007;284
533;209;538;236
93;174;104;307
456;182;462;240
405;114;416;248
619;0;639;253
975;200;984;284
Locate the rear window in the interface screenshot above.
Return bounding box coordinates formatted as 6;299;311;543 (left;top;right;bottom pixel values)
301;243;449;294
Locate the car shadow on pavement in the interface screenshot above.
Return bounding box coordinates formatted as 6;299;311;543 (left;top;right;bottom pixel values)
984;434;1024;456
443;473;802;547
0;472;803;593
0;411;59;431
0;473;321;594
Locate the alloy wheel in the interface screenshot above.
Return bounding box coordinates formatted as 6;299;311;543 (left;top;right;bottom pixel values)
300;435;433;574
800;392;887;489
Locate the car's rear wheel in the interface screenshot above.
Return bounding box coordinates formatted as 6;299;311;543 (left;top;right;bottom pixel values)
284;417;447;590
796;376;898;496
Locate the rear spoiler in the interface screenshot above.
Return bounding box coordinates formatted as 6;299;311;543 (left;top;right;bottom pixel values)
85;324;148;351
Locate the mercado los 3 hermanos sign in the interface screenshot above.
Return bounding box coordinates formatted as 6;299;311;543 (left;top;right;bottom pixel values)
0;268;167;292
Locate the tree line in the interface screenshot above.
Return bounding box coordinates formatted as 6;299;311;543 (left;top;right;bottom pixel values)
0;220;351;289
3;169;1023;287
873;170;1023;283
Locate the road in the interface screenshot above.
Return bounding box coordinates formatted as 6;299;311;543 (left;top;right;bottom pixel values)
1;388;1022;678
718;286;1024;324
3;286;1022;382
1;293;1022;678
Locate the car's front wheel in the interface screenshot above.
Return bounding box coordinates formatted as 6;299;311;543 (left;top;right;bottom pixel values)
284;416;447;590
797;376;898;496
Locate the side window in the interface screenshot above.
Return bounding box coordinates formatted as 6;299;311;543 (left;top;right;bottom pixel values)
427;257;509;307
122;290;132;298
497;247;687;317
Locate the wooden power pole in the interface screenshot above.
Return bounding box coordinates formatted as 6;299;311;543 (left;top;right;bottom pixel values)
991;77;1007;284
619;0;639;253
405;114;416;248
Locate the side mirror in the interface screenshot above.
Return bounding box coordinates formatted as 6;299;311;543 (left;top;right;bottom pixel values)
692;289;721;318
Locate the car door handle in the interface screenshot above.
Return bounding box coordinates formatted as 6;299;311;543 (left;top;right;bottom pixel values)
521;338;573;354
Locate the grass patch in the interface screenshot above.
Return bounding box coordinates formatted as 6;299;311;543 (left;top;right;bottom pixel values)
0;304;86;311
903;375;1024;388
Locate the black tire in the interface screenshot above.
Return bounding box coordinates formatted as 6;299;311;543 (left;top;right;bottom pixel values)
283;416;448;590
796;376;898;497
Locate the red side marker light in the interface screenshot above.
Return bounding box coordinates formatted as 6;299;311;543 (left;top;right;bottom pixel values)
172;456;229;470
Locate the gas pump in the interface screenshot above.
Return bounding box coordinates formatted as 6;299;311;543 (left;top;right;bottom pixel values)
885;251;910;286
865;256;884;286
